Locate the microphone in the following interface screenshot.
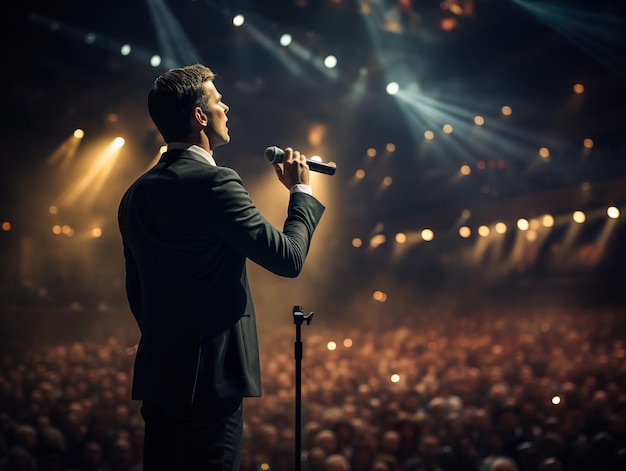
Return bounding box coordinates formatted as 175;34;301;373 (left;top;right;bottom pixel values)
264;146;336;175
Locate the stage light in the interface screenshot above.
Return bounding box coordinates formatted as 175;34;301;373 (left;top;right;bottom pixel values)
52;225;62;235
85;32;96;44
112;137;125;148
583;138;594;148
343;339;353;348
442;124;453;134
49;205;58;214
517;219;530;231
424;130;434;140
495;222;507;234
91;228;103;238
1;222;11;232
459;226;471;238
150;55;161;67
552;396;561;405
232;14;245;27
373;291;387;302
386;143;396;152
121;44;131;56
386;82;399;95
395;233;407;244
73;129;85;139
355;169;365;179
501;105;513;116
460;164;471;175
367;148;377;157
390;374;400;383
279;33;292;46
421;229;434;241
323;55;337;69
352;238;363;248
542;214;555;227
327;341;337;351
539;147;550;158
607;206;620;219
474;115;485;126
370;234;386;248
573;211;586;223
478;225;490;237
573;83;585;94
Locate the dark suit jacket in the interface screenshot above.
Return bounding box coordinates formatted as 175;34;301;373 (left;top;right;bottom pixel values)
118;148;325;406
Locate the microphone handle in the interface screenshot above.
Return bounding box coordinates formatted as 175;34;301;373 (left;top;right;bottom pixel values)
306;160;336;175
265;146;336;175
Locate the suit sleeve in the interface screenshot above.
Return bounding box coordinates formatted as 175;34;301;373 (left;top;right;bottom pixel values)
122;242;142;324
205;167;325;278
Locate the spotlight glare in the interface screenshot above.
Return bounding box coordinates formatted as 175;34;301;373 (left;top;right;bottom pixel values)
279;33;292;47
542;214;555;227
517;218;530;231
495;222;507;234
607;206;620;219
232;14;245;27
573;210;586;223
323;55;338;69
112;137;125;148
73;129;85;139
421;229;434;241
386;82;400;95
373;290;388;302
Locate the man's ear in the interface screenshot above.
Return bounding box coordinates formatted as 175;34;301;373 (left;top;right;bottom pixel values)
194;106;208;127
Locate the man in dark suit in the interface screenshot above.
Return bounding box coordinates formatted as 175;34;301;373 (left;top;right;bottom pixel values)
118;64;325;470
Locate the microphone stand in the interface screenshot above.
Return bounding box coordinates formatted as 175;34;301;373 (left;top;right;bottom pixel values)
293;305;314;471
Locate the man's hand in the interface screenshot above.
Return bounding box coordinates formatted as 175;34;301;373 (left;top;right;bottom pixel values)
273;147;310;189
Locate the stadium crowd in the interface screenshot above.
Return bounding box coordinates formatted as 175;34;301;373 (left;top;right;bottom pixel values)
1;297;625;471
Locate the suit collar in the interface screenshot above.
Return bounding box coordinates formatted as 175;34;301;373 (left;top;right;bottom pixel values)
160;143;217;166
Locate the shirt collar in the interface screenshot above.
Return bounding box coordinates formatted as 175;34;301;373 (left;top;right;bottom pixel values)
167;142;216;167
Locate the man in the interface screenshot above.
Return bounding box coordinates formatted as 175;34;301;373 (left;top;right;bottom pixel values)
118;63;325;470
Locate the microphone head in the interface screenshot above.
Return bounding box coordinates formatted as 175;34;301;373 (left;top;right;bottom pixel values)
264;146;284;164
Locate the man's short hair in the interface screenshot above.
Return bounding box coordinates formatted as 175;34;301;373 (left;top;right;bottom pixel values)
148;63;215;142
